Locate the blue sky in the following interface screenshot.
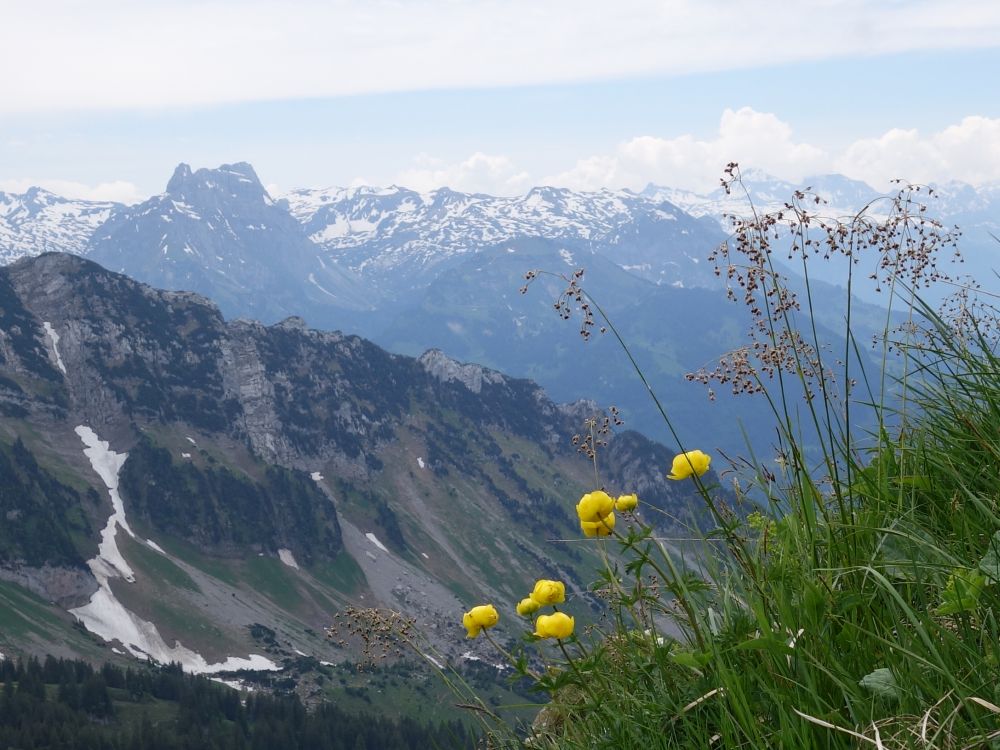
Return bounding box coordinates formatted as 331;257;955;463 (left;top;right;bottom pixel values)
2;1;1000;201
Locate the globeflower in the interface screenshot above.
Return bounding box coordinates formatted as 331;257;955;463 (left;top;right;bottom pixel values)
530;579;565;605
462;604;499;638
516;597;541;616
615;493;638;512
580;512;615;537
534;612;575;639
666;450;711;480
576;490;614;522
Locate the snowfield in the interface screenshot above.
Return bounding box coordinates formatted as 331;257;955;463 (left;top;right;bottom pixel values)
69;426;281;675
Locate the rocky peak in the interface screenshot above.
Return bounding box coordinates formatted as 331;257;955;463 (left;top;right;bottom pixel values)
274;316;309;331
165;163;193;193
556;398;602;423
20;187;54;211
418;348;505;394
164;161;270;206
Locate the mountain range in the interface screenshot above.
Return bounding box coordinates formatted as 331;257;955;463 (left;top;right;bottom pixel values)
7;162;967;457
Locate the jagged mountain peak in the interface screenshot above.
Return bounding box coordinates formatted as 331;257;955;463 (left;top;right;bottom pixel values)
418;348;510;395
166;162;193;191
164;161;269;205
87;161;371;324
20;186;58;206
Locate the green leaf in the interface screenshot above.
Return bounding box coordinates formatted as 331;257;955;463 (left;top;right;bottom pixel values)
858;667;900;699
978;531;1000;583
733;635;794;656
894;474;931;489
670;650;711;670
935;568;987;616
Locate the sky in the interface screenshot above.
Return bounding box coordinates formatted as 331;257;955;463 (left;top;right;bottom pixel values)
2;0;1000;203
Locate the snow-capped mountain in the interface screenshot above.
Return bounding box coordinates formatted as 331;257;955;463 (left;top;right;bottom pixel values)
644;171;887;226
87;162;372;325
645;169;1000;233
0;187;118;263
282;183;724;288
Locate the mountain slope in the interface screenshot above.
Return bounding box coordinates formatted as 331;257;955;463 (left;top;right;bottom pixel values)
0;252;709;678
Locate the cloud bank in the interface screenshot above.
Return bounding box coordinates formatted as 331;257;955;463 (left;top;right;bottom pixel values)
389;110;1000;195
3;1;1000;113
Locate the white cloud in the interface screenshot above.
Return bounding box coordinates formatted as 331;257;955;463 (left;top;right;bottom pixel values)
545;110;1000;193
393;152;531;195
548;107;828;192
2;1;1000;113
837;116;1000;188
0;178;144;204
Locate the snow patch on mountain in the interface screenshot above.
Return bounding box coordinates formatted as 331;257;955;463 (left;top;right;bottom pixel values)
211;676;257;692
69;426;280;675
366;533;389;553
278;549;300;569
73;426;135;582
42;322;67;375
307;272;338;298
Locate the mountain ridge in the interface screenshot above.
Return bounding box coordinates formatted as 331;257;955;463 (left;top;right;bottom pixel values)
0;252;708;679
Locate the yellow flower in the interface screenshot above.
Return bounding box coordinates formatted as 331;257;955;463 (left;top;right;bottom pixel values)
462;604;499;638
576;490;614;522
530;579;566;605
580;512;616;537
615;493;638;512
516;597;541;616
666;450;711;480
534;612;575;639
